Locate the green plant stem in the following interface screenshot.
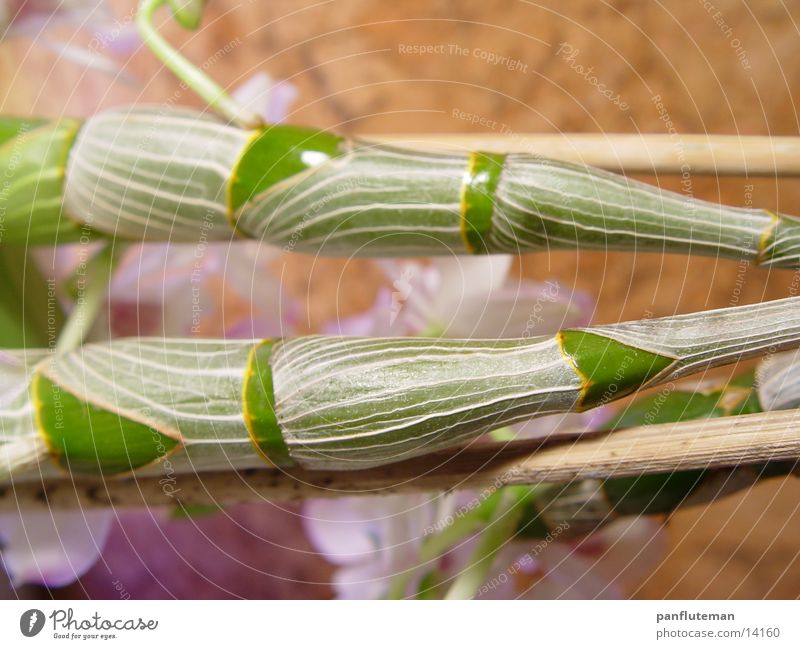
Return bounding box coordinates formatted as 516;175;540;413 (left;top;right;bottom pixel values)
444;486;533;600
55;245;114;353
385;492;503;599
136;0;262;128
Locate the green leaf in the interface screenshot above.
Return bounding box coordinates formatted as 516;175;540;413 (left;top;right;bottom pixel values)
559;329;674;410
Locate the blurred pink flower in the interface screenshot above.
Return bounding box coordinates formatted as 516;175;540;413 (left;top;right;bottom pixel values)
477;517;667;599
303;496;666;600
103;241;298;338
325;256;592;338
303;494;462;599
2;0;140;82
232;72;299;125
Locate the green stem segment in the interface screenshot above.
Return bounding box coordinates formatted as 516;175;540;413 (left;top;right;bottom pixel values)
444;486;532;600
3;106;800;268
2;296;799;480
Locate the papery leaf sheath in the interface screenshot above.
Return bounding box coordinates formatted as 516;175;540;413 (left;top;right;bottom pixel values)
3;107;800;268
2;296;799;480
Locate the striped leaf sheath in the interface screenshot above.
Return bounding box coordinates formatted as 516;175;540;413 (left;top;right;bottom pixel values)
2;296;800;481
2;106;800;266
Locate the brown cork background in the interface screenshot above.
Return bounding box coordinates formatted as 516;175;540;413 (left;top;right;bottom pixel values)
2;0;800;598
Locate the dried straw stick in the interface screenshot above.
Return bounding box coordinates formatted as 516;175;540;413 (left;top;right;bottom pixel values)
364;133;800;176
2;409;798;511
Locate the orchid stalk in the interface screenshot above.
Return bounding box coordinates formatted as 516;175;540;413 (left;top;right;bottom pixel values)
2;296;800;482
1;105;799;268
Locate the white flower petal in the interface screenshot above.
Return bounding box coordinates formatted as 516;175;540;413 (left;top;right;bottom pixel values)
303;498;385;565
445;280;591;338
756;349;800;411
0;508;113;587
304;493;450;599
105;241;293;337
431;256;512;324
513;407;613;441
332;562;396;600
232;72;274;121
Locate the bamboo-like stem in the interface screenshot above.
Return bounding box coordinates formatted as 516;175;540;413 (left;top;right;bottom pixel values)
2;409;797;511
363;133;800;176
8;106;800;266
